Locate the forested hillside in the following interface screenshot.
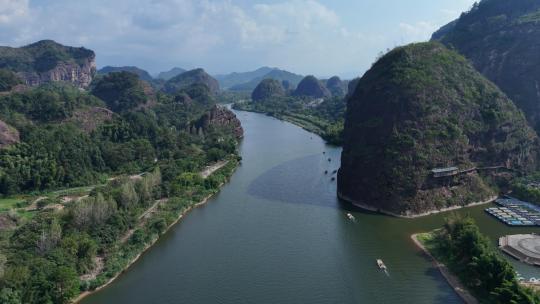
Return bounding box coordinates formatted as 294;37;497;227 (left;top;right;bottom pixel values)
0;61;243;302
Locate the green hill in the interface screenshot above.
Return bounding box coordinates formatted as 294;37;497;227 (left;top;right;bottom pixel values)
163;68;220;95
433;0;540;132
338;42;538;216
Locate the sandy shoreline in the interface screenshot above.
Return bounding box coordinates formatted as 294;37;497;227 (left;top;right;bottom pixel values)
411;234;478;304
338;191;497;219
73;167;237;303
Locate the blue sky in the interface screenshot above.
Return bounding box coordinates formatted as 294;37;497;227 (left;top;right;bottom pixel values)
0;0;477;78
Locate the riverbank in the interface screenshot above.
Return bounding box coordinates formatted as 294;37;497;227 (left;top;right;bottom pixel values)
73;159;240;303
232;104;342;145
411;233;479;304
338;190;497;219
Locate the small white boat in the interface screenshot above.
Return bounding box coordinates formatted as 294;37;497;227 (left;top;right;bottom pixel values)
347;213;355;220
377;259;387;270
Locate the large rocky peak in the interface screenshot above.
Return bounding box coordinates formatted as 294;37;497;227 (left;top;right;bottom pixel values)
251;79;285;102
338;42;539;216
293;75;331;99
433;0;540;132
0;40;96;89
190;106;243;139
163;68;220;95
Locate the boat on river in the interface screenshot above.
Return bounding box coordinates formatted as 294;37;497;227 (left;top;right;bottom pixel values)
377;259;387;270
347;213;355;220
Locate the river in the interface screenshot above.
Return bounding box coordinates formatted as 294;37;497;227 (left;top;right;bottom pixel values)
81;109;540;304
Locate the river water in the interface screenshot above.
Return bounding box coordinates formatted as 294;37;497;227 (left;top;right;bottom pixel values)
81;110;540;304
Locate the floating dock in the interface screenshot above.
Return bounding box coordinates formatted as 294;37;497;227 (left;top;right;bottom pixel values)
485;197;540;226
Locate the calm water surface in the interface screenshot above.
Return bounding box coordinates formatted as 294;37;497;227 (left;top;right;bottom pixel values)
81;109;540;304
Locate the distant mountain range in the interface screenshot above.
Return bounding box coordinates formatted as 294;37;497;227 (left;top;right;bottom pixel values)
215;67;274;89
222;68;304;92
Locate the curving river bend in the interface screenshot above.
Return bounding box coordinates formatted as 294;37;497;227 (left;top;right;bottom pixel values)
81;109;540;304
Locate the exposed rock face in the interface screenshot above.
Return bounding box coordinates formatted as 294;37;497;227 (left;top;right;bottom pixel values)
326;76;346;97
293;75;331;98
433;0;540;132
251;79;285;101
163;68;220;95
98;66;153;82
191;106;243;139
0;40;96;89
338;42;538;216
0;119;20;149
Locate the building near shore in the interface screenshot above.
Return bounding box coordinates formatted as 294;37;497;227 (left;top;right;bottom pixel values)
499;234;540;266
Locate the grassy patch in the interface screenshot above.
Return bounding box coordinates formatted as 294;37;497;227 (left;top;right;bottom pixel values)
0;197;25;212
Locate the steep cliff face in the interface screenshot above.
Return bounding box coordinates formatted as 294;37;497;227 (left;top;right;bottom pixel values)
293;75;331;98
251;79;285;102
338;42;538;216
0;40;96;89
433;0;540;132
163;68;220;95
190;106;243;139
0;119;19;149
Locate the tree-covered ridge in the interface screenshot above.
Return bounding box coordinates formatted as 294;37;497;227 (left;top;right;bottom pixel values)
0;61;242;303
418;216;540;303
0;40;94;73
91;72;151;112
0;71;240;196
338;42;538;215
433;0;540;133
98;66;154;82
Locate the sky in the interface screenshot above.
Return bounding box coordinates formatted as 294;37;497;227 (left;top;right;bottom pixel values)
0;0;477;78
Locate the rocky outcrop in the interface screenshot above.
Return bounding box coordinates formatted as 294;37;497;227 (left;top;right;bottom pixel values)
433;0;540;132
251;79;285;102
326;76;346;97
0;119;20;149
0;40;96;89
163;68;220;95
293;75;331;99
190;106;243;139
338;42;539;216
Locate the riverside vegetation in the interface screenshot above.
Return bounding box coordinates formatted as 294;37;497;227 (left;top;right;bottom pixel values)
232;76;347;145
417;216;540;303
0;41;243;303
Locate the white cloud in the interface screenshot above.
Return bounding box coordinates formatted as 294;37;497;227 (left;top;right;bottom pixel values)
0;0;29;24
0;0;462;77
399;21;437;42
